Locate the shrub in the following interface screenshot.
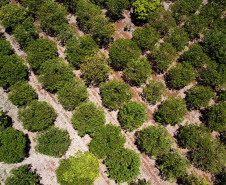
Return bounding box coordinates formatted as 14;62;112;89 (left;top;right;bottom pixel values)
57;78;88;110
118;101;147;131
105;148;141;183
106;0;129;20
55;0;78;13
0;37;13;57
0;111;12;131
20;0;45;14
5;165;40;185
71;102;106;137
35;127;71;157
18;101;56;132
0;127;27;164
0;54;28;89
219;90;226;102
89;124;126;159
8;81;37;106
109;38;141;70
178;173;210;185
0;0;9;8
157;151;189;182
39;58;74;92
100;80;133;110
155;97;187;125
25;38;58;72
80;53;112;85
143;80;165;104
165;27;189;52
124;57;151;86
132;26;159;51
168;62;197;89
136;125;172;157
56;151;99;185
65;35;99;66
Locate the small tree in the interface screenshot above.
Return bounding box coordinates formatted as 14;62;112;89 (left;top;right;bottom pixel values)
8;81;37;106
89;124;126;159
5;165;40;185
106;0;129;20
118;101;148;131
55;0;78;13
20;0;45;14
0;127;27;164
71;102;106;137
57;78;88;110
143;80;165;104
124;57;151;86
155;97;187;125
132;26;159;51
18;101;56;132
100;80;133;110
136;125;172;157
109;38;141;70
105;148;141;183
178;173;210;185
56;152;99;185
0;111;12;131
0;37;13;57
35;127;71;157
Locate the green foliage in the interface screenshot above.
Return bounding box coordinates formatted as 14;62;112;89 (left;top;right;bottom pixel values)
186;85;214;109
0;54;28;89
180;44;210;68
118;101;147;131
143;80;165;104
100;80;133;110
56;151;99;185
35;127;71;157
20;0;45;14
106;0;129;20
168;62;197;89
0;0;9;8
5;165;40;185
148;7;176;35
65;35;99;66
39;58;74;92
205;102;226;132
0;111;11;131
0;4;28;30
0;127;27;164
176;123;211;149
0;37;13;57
152;42;177;71
89;124;126;159
136;125;172;157
132;26;159;51
56;0;78;13
155;97;187;125
165;27;189;52
219;90;226;102
25;38;58;72
124;57;151;86
131;179;152;185
57;78;88;110
80;53;112;85
158;151;189;182
18;101;56;132
71;102;106;137
105;148;141;183
109;38;141;70
179;173;210;185
132;0;161;21
8;81;37;106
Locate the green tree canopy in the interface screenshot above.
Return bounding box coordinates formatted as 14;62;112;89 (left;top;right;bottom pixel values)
8;81;37;106
57;78;88;110
106;0;129;20
105;148;141;183
109;38;141;70
0;37;13;57
56;151;99;185
71;102;106;137
35;127;71;157
20;0;45;14
100;80;133;110
178;173;210;185
0;127;27;164
56;0;78;13
155;96;187;125
5;165;40;185
18;101;56;132
136;125;172;157
0;111;12;131
89;124;126;159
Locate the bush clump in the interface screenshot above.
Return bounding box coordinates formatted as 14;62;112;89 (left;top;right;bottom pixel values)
136;125;172;157
0;37;13;57
18;101;56;132
71;102;106;137
35;127;71;157
178;173;210;185
0;111;12;131
118;101;147;131
105;148;141;183
89;124;126;159
100;80;133;110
